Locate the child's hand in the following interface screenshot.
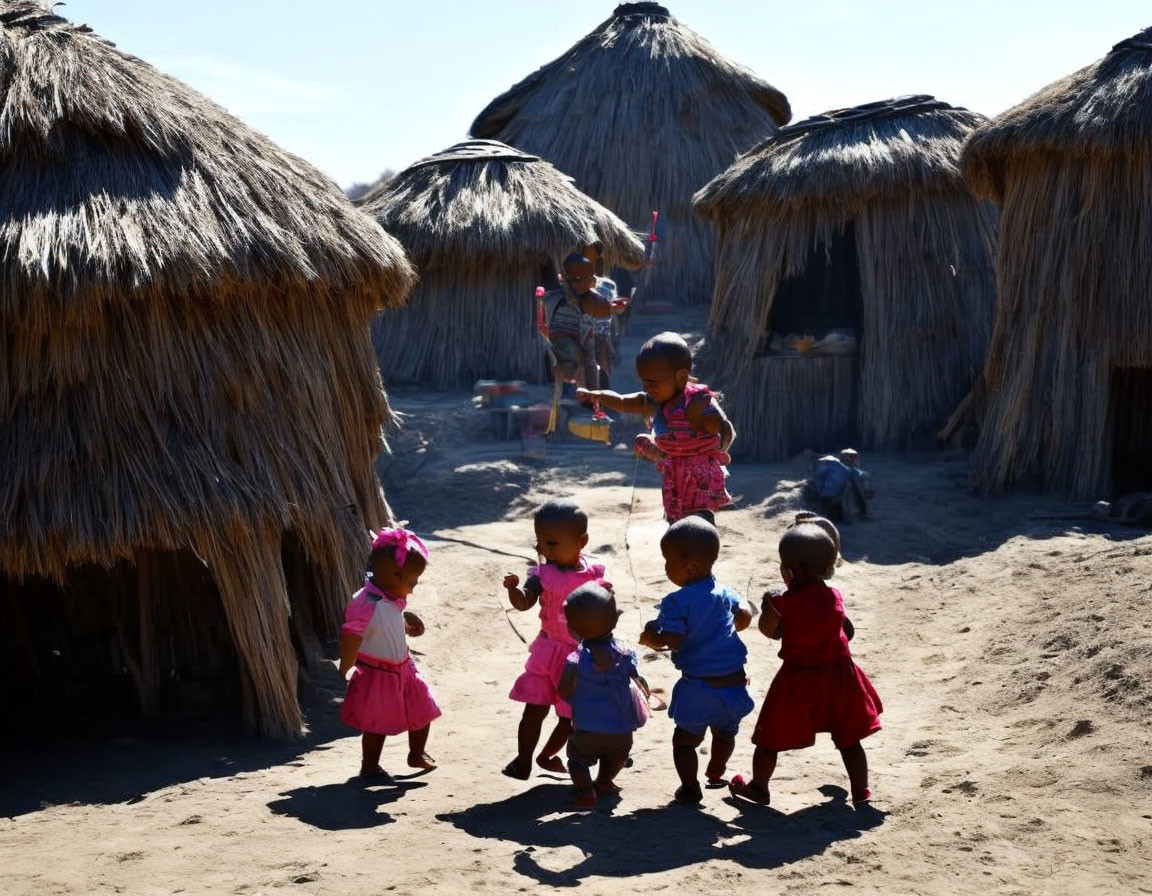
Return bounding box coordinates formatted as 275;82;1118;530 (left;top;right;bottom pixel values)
611;297;629;312
575;387;595;403
403;612;425;638
503;573;520;590
761;588;783;604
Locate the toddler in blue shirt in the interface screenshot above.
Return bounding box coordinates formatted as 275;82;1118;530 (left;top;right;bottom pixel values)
640;517;753;804
559;582;649;809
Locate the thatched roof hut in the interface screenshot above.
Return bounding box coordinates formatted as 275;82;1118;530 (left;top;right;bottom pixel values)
362;139;644;388
696;96;997;461
470;2;790;307
956;29;1152;498
0;4;416;737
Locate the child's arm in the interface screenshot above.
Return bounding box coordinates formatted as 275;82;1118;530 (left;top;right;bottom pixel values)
686;394;736;451
639;620;684;650
733;598;754;633
576;291;614;319
557;660;579;701
338;632;362;677
575;387;653;415
503;573;542;611
758;592;782;640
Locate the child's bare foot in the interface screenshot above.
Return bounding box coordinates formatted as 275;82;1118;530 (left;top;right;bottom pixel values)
501;758;531;780
536;754;567;774
673;782;703;805
571;787;597;809
408;751;437;770
594;779;621;796
358;765;393;781
704;760;728;787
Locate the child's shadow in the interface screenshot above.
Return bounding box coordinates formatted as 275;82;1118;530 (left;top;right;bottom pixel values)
439;783;885;885
267;777;427;831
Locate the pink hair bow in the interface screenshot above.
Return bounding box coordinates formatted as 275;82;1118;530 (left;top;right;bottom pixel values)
597;578;614;593
372;526;429;568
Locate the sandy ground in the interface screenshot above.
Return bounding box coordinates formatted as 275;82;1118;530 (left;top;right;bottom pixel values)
2;310;1151;895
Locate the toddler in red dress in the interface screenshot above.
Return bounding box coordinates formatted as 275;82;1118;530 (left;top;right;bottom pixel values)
730;522;882;807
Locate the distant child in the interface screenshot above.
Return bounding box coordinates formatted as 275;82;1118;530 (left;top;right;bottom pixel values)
339;527;440;779
546;253;617;394
729;523;882;807
558;582;649;808
639;517;754;804
502;500;608;779
578;332;734;523
579;240;629;390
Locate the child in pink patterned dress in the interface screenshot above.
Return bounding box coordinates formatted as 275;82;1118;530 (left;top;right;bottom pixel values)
339;527;440;779
579;332;734;523
502;499;609;780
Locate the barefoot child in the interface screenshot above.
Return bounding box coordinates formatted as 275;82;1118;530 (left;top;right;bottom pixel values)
730;523;882;807
502;500;608;779
578;332;734;523
339;527;440;778
558;582;649;808
639;517;754;804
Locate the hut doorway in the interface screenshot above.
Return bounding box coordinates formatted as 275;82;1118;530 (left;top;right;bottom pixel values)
0;552;244;737
1110;367;1152;495
770;223;863;341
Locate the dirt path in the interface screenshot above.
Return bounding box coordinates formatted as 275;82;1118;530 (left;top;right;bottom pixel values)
2;310;1151;895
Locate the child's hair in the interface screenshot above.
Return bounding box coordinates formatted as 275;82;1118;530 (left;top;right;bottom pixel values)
660;516;720;567
369;526;429;569
534;499;588;534
564;581;620;640
779;523;837;580
563;252;592;269
792;512;841;557
637;332;693;373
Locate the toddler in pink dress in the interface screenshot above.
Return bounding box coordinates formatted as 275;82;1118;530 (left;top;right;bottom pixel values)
502;499;609;780
339;527;440;779
578;331;734;523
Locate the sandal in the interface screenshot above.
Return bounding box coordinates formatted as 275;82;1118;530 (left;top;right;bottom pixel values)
673;782;703;805
536;754;567;774
501;759;531;781
358;765;393;782
728;774;771;805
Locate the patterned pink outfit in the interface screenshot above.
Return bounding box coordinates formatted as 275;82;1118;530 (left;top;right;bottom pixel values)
341;580;441;736
644;382;732;522
509;556;607;718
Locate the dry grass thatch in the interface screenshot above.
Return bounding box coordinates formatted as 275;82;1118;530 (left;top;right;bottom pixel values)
697;97;997;461
362;140;645;388
0;3;416;737
958;29;1152;497
469;2;790;307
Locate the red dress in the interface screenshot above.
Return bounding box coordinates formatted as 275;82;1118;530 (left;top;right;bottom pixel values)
752;580;882;751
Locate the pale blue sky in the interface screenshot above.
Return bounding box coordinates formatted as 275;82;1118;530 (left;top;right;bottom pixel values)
66;1;1150;188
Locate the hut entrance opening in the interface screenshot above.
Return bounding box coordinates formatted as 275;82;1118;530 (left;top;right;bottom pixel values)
0;551;245;737
1109;367;1152;495
768;223;862;348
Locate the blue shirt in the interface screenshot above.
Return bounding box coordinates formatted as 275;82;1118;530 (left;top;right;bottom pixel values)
565;637;641;735
654;577;747;677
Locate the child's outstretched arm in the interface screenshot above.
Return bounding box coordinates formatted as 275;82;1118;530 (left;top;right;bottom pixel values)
557;661;579;701
575;387;653;415
503;573;543;611
639;620;684;650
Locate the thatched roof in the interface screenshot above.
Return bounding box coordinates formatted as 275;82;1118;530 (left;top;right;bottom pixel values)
364;139;645;388
469;2;790;306
964;28;1152;201
696;96;985;218
955;27;1152;497
0;3;416;737
362;139;645;272
699;96;997;460
0;3;413;319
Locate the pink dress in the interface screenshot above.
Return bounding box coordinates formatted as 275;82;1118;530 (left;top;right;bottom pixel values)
651;382;732;522
509;556;607;718
752;580;882;751
340;581;441;736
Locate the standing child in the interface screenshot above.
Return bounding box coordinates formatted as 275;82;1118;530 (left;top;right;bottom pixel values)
558;582;649;808
339;527;440;779
502;500;608;779
578;332;734;523
639;517;754;804
729;523;882;807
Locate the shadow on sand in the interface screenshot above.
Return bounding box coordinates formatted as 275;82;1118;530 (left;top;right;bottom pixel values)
267;775;429;831
439;783;885;885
